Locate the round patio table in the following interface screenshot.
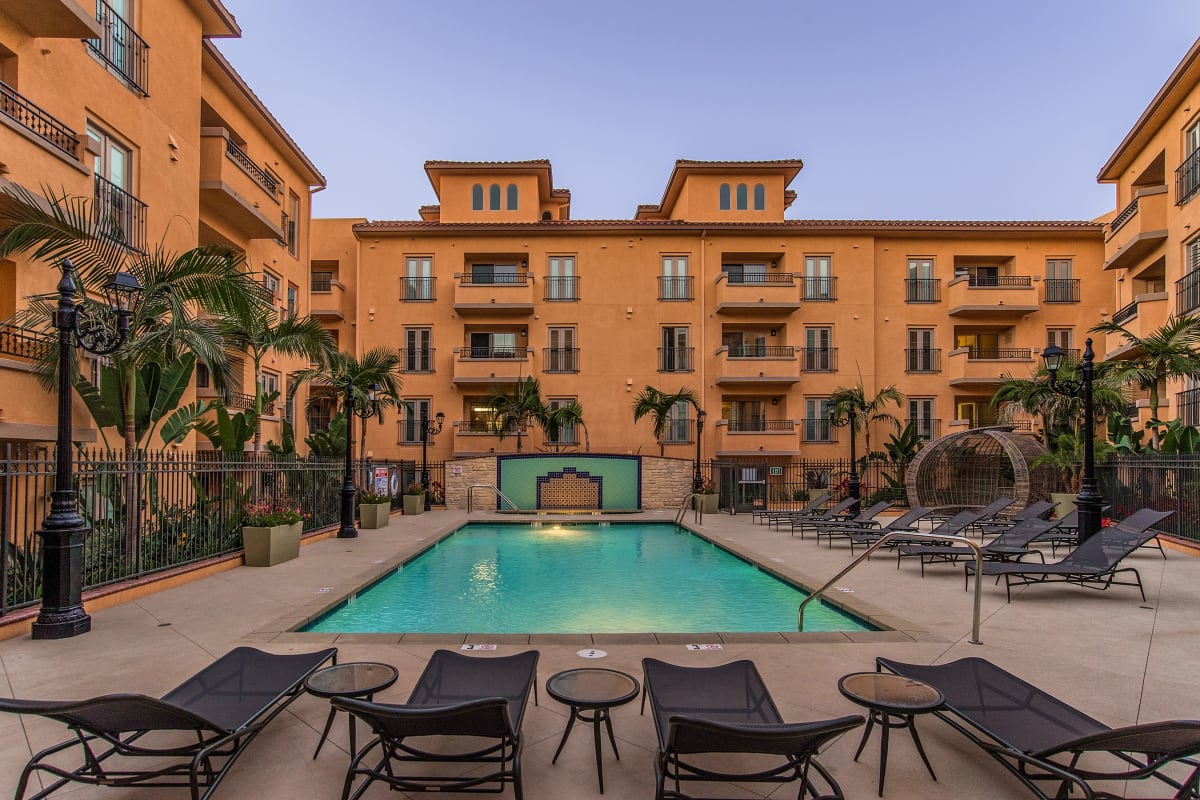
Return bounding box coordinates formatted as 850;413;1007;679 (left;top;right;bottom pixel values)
546;668;640;794
304;661;398;759
838;671;944;796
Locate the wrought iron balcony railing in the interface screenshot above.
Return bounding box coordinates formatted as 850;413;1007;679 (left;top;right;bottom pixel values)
1178;387;1200;427
400;348;435;373
727;418;795;433
311;272;333;293
905;348;941;372
966;347;1032;360
1110;195;1140;234
0;81;79;158
0;322;53;362
1177;149;1200;206
227;392;275;415
402;277;435;301
225;138;277;196
802;276;837;300
88;0;149;95
802;347;837;372
93;175;147;253
544;276;578;301
905;278;941;303
1112;300;1139;325
543;347;579;372
802;419;836;443
1044;278;1080;303
658;347;694;372
460;272;530;286
966;275;1032;287
727;344;794;358
658;275;694;300
658;418;694;444
724;272;794;286
1177;270;1200;315
905;418;941;441
461;346;525;360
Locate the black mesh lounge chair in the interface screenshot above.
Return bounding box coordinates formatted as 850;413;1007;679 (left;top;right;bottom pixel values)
877;656;1200;800
753;492;831;525
973;500;1055;536
0;646;337;800
333;649;539;800
896;516;1059;576
965;497;1018;533
847;508;984;556
642;658;863;800
792;500;894;539
785;496;861;537
815;505;933;548
967;509;1175;601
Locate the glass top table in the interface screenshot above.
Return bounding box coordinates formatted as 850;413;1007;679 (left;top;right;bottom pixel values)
546;668;641;794
304;662;399;759
838;672;944;797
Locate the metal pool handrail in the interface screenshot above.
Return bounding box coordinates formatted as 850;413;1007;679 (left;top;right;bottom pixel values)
674;493;703;527
797;531;985;645
467;484;520;513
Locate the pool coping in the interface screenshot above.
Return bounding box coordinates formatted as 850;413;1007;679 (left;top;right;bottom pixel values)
245;514;944;646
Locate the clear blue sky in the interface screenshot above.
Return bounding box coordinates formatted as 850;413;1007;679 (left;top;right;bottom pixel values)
219;1;1200;223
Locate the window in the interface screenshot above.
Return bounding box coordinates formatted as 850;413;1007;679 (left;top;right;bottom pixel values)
286;192;299;256
88;121;139;246
404;328;433;372
906;258;938;302
286;283;298;315
804;256;833;300
471;183;483;210
1182;239;1200;314
723;262;768;284
468;331;519;359
957;332;1000;358
753;183;765;210
1045;258;1077;303
660;326;691;372
506;183;518;210
736;183;748;210
546;327;577;372
804;398;834;442
260;370;279;407
546;397;578;446
470;262;520;285
405;256;433;300
196;362;211;389
907;328;938;372
660;256;691;300
284;376;295;425
722;330;766;358
723;399;766;432
803;327;833;372
957;401;998;428
488;183;501;210
546;256;577;300
908;398;935;440
1189;120;1200;157
1047;328;1073;354
262;270;280;300
663;400;692;443
88;0;146;94
402;398;431;443
719;183;731;210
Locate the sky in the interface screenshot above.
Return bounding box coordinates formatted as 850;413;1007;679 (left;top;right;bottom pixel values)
218;1;1200;223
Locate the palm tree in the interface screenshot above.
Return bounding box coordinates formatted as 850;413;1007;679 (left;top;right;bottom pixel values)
632;386;699;456
1090;314;1200;439
291;348;403;460
217;308;336;449
828;382;903;460
486;377;546;453
992;357;1127;438
539;398;587;453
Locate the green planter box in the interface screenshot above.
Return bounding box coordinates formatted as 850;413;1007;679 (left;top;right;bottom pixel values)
359;502;392;529
694;493;718;514
242;522;302;567
403;494;425;515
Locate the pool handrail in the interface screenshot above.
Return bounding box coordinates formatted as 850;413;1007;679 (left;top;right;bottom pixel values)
797;530;985;645
467;484;520;513
674;492;704;527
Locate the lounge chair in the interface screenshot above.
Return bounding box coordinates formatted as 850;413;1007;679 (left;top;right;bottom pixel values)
815;505;933;548
965;497;1018;534
0;646;338;800
792;500;894;539
896;516;1059;576
968;509;1175;601
333;649;539;800
847;508;984;556
877;656;1200;800
785;496;860;537
973;500;1055;537
753;492;831;525
642;658;863;800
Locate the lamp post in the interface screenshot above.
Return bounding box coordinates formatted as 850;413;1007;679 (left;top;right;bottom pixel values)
420;407;445;510
32;259;142;640
337;379;380;539
830;399;861;513
693;409;707;493
1042;338;1103;542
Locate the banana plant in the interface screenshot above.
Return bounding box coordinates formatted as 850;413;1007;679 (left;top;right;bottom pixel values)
194;392;277;454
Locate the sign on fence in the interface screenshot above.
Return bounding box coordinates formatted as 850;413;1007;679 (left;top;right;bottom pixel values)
374;467;389;496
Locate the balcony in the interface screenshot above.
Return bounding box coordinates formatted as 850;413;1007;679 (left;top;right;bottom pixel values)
801;347;837;373
658;276;693;301
1177;151;1200;206
453;272;533;315
400;348;435;373
801;276;837;301
946;347;1033;389
1104;292;1170;359
905;278;941;303
905;348;941;373
716;418;799;457
1176;271;1200;315
1044;278;1080;304
543;347;579;373
658;347;694;373
1103;185;1169;272
801;419;837;443
1178;387;1200;427
87;0;149;96
199;129;283;240
452;347;530;386
0;322;53;363
402;276;436;302
946;274;1037;317
544;276;579;301
93;175;146;253
228;392;275;415
657;418;694;446
905;418;941;441
3;0;102;38
715;345;798;386
0;81;81;160
714;272;800;316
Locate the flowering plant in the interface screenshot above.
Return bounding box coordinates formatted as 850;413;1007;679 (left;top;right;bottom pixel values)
696;478;717;495
1101;517;1113;528
242;501;306;527
428;481;445;505
358;487;392;503
406;482;426;496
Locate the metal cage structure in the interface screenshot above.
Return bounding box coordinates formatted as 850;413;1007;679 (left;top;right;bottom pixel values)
905;426;1055;513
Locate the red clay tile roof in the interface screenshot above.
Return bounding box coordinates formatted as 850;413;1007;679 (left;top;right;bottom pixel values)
424;159;552;167
354;218;1103;232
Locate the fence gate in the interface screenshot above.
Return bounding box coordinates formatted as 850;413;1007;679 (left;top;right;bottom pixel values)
716;462;768;514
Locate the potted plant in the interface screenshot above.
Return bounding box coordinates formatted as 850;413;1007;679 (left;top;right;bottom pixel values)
358;487;393;529
241;502;306;567
403;482;426;516
694;479;718;514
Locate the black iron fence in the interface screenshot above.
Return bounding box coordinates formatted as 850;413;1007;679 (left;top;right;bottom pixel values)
700;458;912;513
1097;455;1200;542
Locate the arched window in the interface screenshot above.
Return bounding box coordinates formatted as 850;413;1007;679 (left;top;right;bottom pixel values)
471;183;484;210
489;183;501;210
753;183;765;210
719;183;731;210
736;183;748;210
506;183;518;210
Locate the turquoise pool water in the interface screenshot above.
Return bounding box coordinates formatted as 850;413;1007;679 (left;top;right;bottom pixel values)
303;522;875;634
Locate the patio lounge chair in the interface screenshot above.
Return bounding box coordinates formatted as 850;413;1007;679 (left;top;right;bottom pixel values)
0;645;338;800
333;649;539;800
877;656;1200;800
785;496;861;537
967;509;1175;601
973;500;1055;536
642;658;863;800
815;505;933;548
791;500;894;539
847;508;984;555
895;516;1059;576
753;492;831;525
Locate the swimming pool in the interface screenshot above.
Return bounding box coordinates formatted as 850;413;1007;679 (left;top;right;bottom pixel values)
303;522;875;634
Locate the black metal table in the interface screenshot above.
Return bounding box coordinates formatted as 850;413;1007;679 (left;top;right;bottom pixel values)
838;671;945;796
304;661;398;758
546;667;640;794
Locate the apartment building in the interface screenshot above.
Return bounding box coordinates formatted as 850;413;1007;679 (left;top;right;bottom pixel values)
312;159;1106;466
1098;36;1200;428
0;0;323;447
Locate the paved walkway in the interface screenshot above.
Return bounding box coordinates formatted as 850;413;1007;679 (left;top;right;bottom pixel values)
1;509;1196;799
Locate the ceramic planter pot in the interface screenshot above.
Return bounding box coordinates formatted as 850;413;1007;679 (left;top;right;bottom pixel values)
694;493;718;514
360;502;392;529
1050;492;1078;519
242;521;302;567
403;493;425;515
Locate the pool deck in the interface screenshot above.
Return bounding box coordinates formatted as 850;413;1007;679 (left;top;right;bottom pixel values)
1;508;1197;799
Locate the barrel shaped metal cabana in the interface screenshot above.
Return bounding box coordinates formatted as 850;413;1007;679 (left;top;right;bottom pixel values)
906;426;1055;513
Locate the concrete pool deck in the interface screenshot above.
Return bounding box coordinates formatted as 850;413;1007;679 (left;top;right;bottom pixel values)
1;508;1197;799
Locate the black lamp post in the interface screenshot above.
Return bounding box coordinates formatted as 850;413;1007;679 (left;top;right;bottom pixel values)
337;379;381;539
1042;338;1103;542
693;409;707;493
830;399;861;513
32;258;142;640
420;407;445;510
